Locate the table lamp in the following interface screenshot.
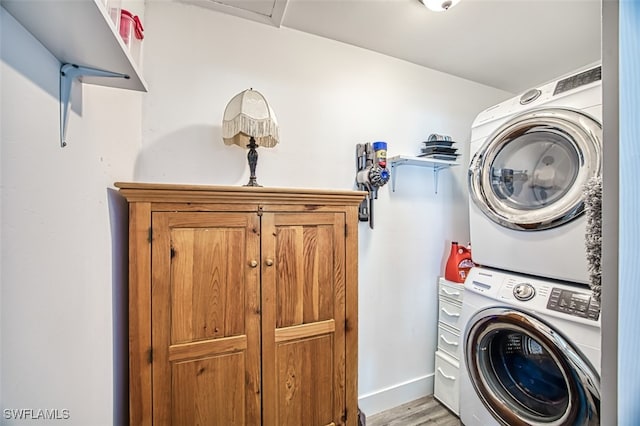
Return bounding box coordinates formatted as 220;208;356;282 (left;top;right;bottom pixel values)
222;89;279;187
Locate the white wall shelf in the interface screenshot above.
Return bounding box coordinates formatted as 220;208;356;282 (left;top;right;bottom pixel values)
2;0;148;146
388;155;460;193
2;0;148;92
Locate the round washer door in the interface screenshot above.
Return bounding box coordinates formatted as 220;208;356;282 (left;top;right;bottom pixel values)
469;108;601;231
465;308;600;426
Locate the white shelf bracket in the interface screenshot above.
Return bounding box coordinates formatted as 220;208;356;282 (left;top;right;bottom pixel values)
389;161;402;192
431;164;450;194
388;155;459;194
60;63;130;147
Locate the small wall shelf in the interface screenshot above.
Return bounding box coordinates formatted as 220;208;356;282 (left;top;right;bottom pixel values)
388;155;460;193
2;0;148;92
3;0;148;147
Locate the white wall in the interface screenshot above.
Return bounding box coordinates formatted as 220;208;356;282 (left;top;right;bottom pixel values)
1;7;141;425
140;2;510;415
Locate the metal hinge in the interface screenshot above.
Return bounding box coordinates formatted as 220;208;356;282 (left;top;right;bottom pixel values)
147;227;153;243
147;347;153;364
345;224;348;238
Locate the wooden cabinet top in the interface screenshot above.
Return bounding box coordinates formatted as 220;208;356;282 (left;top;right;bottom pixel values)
115;182;367;205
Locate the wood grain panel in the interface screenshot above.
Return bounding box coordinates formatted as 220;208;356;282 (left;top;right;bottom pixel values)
275;320;335;343
152;202;358;214
274;213;337;226
276;226;304;328
311;225;335;322
169;335;247;362
276;221;336;328
166;212;253;227
170;228;194;344
128;202;152;426
264;212;347;425
170;227;245;343
344;206;359;426
115;182;366;206
276;335;334;426
172;352;246;425
261;213;278;426
303;226;320;323
152;212;261;425
151;213;172;424
331;213;347;425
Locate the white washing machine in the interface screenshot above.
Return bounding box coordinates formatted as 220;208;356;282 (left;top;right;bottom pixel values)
459;267;601;426
468;65;602;285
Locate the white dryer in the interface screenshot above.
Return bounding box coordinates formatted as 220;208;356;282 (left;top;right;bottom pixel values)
459;267;601;426
468;65;602;284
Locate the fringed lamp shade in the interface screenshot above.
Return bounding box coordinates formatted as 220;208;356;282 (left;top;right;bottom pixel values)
222;89;279;187
222;89;279;148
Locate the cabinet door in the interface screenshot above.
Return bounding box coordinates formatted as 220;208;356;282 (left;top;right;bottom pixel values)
151;212;261;425
261;212;347;426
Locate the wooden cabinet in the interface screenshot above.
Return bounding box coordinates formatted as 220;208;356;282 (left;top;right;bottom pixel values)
434;277;464;416
116;183;365;426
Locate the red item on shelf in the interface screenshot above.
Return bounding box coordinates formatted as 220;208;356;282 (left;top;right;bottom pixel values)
120;9;144;47
445;241;475;283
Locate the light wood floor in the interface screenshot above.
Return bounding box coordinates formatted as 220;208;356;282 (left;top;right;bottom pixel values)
365;395;461;426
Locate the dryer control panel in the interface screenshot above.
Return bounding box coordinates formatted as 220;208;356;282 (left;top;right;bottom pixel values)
553;66;602;95
547;288;601;321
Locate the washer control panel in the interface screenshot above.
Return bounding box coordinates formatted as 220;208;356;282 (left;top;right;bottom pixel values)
547;288;600;321
513;283;536;301
466;267;601;324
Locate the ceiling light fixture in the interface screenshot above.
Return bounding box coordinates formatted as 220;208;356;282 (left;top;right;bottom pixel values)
419;0;461;12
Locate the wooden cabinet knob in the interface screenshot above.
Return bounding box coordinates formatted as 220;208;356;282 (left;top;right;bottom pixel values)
249;260;258;268
265;259;274;266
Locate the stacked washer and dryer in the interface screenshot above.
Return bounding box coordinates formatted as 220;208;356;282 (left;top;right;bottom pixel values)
460;65;603;425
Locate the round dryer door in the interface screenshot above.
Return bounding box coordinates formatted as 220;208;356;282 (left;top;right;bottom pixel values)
469;108;601;231
465;308;600;426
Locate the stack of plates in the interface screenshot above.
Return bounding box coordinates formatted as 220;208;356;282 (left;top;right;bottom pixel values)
418;138;459;161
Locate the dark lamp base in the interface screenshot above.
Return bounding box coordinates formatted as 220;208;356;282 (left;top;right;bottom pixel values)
244;178;262;187
244;136;262;187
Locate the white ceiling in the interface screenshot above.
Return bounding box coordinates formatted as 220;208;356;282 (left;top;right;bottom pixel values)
184;0;602;94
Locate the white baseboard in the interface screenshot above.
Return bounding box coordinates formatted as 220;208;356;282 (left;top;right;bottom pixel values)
357;373;435;417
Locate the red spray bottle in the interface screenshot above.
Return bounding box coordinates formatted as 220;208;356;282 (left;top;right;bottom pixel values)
445;241;475;283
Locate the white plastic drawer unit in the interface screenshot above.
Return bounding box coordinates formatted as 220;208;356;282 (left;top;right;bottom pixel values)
438;298;463;330
438;278;464;305
435;277;464;417
437;322;461;360
434;351;460;415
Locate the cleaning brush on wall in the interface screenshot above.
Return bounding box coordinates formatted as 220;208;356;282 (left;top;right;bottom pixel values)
583;175;602;302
